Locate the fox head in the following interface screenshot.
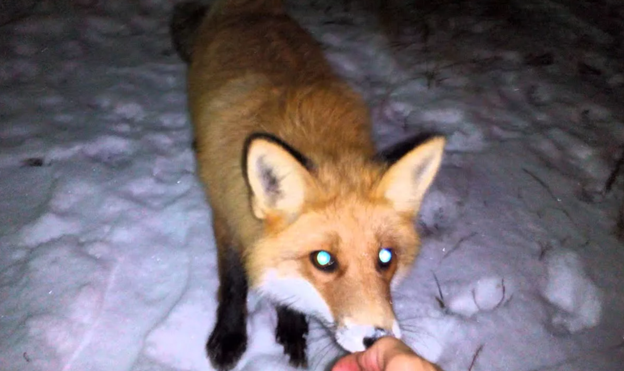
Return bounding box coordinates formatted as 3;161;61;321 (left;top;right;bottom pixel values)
243;133;445;352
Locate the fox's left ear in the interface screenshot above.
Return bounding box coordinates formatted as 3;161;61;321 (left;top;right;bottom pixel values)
244;134;314;220
375;137;445;216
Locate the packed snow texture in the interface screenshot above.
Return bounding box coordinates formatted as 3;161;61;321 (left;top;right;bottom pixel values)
1;0;624;370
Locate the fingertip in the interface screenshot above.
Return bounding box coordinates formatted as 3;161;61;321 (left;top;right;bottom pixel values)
374;336;407;351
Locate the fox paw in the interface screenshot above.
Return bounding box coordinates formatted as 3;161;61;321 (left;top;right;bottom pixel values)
206;325;247;371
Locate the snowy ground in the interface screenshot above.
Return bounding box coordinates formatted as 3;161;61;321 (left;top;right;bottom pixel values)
1;0;623;370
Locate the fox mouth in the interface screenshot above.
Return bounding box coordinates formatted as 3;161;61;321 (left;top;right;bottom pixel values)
333;321;402;353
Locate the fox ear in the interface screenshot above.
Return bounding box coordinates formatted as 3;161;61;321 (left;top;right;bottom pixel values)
244;135;313;220
376;137;445;216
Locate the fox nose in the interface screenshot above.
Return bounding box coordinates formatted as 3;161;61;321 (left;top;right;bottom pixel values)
363;328;390;349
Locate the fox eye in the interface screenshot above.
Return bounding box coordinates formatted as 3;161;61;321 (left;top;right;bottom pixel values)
311;250;337;272
378;248;393;270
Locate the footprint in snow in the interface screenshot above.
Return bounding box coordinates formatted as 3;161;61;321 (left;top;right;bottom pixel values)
447;276;510;317
542;250;602;334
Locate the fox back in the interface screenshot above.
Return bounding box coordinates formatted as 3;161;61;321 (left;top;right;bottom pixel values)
171;0;445;369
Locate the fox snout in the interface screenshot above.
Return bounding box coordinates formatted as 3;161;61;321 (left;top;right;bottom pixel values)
336;318;402;352
329;278;402;352
363;327;395;348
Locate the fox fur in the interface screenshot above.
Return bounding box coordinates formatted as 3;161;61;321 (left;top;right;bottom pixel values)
171;1;445;369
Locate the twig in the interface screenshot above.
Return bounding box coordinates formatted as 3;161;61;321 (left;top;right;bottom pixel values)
605;148;624;194
468;344;484;371
538;241;553;260
495;278;507;308
540;205;576;228
617;201;624;241
523;168;580;230
432;272;445;309
471;288;480;310
443;232;477;259
522;168;561;203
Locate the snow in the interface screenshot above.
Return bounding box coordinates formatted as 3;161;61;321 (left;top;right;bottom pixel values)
1;0;623;370
447;275;509;317
542;250;602;334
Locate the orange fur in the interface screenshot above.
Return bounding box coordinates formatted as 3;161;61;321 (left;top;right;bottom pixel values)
187;0;444;354
188;0;381;260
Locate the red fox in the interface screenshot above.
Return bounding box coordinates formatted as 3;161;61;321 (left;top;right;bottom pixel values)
170;0;445;369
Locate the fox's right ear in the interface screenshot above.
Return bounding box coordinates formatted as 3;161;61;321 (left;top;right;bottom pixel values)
244;135;314;220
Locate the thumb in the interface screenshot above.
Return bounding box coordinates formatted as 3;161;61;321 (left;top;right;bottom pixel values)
332;337;438;371
332;350;381;371
374;337;441;371
331;337;403;371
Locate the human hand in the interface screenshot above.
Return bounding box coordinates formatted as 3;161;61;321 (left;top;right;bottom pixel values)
332;337;440;371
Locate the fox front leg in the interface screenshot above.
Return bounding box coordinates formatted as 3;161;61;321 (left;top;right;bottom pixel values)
206;216;248;370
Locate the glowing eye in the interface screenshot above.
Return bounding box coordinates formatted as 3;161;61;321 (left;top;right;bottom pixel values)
310;250;337;272
316;251;331;266
378;248;393;270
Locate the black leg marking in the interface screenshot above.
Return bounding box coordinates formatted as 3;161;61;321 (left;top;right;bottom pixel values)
206;246;248;371
275;306;308;368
